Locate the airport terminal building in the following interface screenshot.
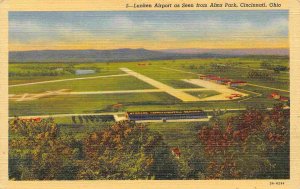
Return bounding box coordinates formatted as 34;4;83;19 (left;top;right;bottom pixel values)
125;110;208;121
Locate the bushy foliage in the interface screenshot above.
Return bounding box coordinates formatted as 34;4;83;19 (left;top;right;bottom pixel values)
261;61;289;73
197;104;289;179
9;118;80;180
247;70;275;80
9;65;76;78
9;119;178;180
9;105;289;180
210;63;232;72
78;121;178;179
9;64;101;78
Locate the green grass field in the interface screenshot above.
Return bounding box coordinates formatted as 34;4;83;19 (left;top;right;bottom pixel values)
9;76;155;94
9;56;289;116
9;92;179;116
9;62;124;85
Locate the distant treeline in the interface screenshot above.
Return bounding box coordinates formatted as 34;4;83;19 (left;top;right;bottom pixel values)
261;61;289;73
9;64;101;78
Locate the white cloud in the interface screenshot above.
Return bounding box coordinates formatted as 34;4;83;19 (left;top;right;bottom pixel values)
10;20;43;32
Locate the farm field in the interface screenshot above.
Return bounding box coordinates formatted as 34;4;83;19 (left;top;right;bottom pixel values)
9;57;289;117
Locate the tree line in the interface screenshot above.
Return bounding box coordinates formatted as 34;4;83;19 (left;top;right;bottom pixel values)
9;104;289;180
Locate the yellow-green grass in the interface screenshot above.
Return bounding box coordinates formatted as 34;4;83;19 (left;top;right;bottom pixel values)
9;84;286;117
10;57;289;90
9;76;155;94
164;58;289;90
10;92;285;117
9;92;179;116
9;62;124;85
187;90;220;98
235;85;290;97
127;64;198;82
9;57;289;116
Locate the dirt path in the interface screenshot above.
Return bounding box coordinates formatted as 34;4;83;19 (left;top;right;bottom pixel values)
120;68;201;102
9;74;129;87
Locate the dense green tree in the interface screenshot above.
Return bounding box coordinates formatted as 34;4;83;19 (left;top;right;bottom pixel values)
78;121;178;179
197;104;289;179
9;118;80;180
9;105;289;180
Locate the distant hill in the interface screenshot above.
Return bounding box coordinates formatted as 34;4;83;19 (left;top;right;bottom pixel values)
9;48;288;63
9;48;225;63
161;48;289;56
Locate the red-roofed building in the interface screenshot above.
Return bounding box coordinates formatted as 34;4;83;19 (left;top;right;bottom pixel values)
215;78;232;84
201;75;220;81
208;76;220;81
227;81;247;87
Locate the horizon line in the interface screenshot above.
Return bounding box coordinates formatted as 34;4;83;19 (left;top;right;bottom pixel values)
9;47;289;52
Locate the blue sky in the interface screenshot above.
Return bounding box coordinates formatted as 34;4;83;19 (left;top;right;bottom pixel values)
9;10;288;51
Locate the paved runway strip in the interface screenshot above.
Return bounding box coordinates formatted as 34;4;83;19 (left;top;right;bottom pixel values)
120;68;200;102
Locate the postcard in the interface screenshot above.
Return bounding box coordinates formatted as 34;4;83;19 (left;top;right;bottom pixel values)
0;0;299;188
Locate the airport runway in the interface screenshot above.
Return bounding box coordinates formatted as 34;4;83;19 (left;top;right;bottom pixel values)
120;67;201;102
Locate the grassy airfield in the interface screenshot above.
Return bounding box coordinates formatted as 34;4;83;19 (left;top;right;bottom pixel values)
9;57;289;117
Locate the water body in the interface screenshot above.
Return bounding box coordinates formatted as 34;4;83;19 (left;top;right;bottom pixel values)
75;69;95;75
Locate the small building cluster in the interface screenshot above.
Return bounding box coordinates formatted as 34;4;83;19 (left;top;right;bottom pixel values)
269;92;289;102
199;75;247;87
